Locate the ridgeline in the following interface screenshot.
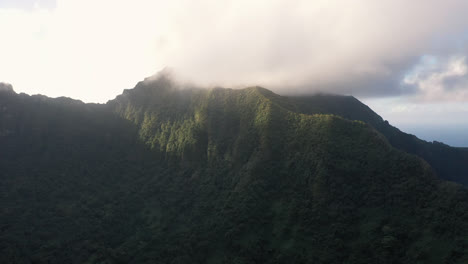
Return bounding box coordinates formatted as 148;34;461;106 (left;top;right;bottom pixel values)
1;74;467;263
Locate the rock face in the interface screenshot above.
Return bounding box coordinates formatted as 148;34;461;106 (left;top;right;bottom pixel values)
0;74;467;264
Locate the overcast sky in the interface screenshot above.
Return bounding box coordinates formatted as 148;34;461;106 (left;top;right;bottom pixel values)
1;0;468;145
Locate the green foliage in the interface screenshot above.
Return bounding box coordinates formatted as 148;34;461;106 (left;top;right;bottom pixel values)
288;94;468;185
0;78;467;264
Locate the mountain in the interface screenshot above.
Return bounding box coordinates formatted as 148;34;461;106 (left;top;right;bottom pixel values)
1;75;467;263
285;94;468;186
0;82;14;93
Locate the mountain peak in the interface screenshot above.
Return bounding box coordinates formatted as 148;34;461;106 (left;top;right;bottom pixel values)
0;82;15;94
2;78;468;263
141;67;176;83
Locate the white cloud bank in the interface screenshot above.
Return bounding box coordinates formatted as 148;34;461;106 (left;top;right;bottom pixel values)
403;55;468;101
1;0;468;102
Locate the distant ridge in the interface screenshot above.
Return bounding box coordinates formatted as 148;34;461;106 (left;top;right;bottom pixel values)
286;94;468;185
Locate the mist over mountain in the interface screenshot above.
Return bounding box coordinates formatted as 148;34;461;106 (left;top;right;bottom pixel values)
1;74;467;263
0;82;14;93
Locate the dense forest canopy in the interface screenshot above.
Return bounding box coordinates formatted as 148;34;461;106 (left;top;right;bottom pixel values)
1;74;467;263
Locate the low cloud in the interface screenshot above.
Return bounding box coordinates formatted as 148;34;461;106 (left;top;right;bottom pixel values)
1;0;468;102
403;55;468;101
150;0;468;100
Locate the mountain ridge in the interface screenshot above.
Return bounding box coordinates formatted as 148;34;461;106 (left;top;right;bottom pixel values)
106;74;468;185
1;75;468;263
2;76;467;185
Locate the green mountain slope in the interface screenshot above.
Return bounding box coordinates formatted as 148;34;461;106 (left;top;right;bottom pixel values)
285;94;468;185
1;76;467;263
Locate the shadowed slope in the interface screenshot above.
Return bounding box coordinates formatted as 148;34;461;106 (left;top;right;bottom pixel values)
284;94;468;186
0;77;467;263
